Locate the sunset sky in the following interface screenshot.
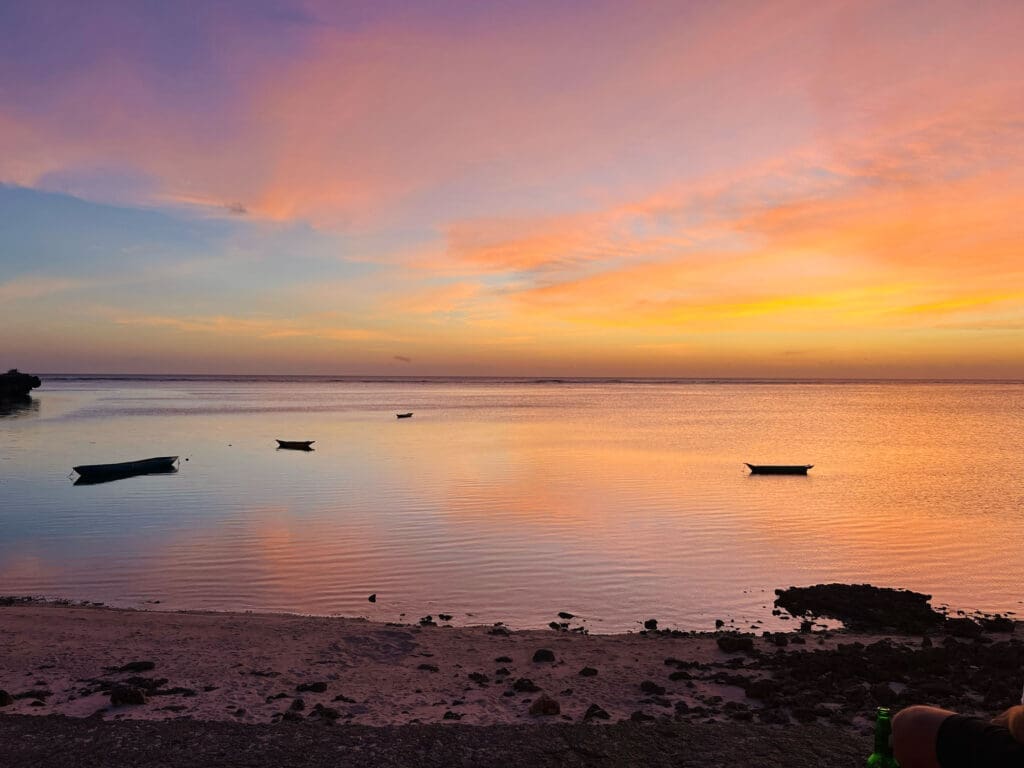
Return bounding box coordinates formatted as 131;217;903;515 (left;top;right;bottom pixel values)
2;0;1022;377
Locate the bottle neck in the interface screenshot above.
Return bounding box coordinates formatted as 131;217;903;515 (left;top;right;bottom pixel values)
874;713;893;756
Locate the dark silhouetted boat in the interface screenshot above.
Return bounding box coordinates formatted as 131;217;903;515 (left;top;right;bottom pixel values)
276;439;315;450
396;413;413;419
73;456;179;484
745;463;813;475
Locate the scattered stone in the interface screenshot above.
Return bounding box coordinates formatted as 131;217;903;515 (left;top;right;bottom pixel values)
494;656;513;663
290;698;305;711
296;682;328;693
117;661;156;673
716;635;755;654
13;689;52;700
495;668;510;676
980;616;1014;633
579;667;598;677
438;614;453;622
715;619;725;628
417;664;439;673
488;626;510;636
469;672;489;685
233;708;247;717
332;694;357;704
442;710;463;720
532;649;555;663
945;618;983;638
640;681;666;696
0;690;13;707
29;700;45;707
644;619;658;630
529;694;561;716
584;703;610;721
631;710;656;723
309;704;340;720
668;670;691;681
558;612;575;620
419;616;436;627
109;686;147;706
367;594;376;602
512;678;541;693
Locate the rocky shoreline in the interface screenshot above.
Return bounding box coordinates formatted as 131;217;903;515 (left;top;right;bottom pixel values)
1;588;1019;766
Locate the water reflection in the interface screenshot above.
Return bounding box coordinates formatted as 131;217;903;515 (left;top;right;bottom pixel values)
0;395;38;418
1;379;1022;631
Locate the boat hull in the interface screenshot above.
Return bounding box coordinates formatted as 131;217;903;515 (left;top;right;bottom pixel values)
745;463;813;475
276;440;315;450
73;456;179;481
396;413;413;419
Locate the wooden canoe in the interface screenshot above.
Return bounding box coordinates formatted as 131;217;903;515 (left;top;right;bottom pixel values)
396;413;413;419
745;463;813;475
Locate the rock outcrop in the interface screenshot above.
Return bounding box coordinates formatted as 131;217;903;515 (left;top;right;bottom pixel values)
0;369;41;399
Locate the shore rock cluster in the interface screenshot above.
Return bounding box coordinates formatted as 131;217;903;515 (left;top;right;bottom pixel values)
0;369;41;399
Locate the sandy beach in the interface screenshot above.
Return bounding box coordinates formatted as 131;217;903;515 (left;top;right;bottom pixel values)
2;598;1019;727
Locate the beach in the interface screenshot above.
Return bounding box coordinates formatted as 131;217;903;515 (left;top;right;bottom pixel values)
2;598;1020;765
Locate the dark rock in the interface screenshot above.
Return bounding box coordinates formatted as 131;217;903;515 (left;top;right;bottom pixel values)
583;703;610;720
118;661;156;673
110;686;147;706
979;616;1014;633
280;710;303;722
548;622;562;631
29;700;44;707
438;614;453;622
640;681;666;696
715;619;725;628
495;668;510;677
487;626;510;636
512;678;541;693
332;694;356;704
417;664;439;673
367;594;376;603
290;698;305;711
494;656;513;663
419;616;436;627
945;618;983;638
668;670;691;681
442;710;462;720
296;682;328;693
13;689;52;700
717;635;755;654
558;612;575;620
468;672;489;685
631;710;655;723
644;619;658;630
528;694;560;716
774;584;945;634
0;369;41;399
309;704;340;720
0;690;13;707
532;649;555;663
579;667;598;677
745;678;779;699
674;700;690;714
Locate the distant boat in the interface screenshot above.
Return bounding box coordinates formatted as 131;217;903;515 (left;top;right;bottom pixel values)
73;456;179;482
396;413;413;419
745;463;813;475
276;440;315;450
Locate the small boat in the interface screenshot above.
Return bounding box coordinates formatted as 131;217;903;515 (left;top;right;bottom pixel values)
73;456;179;482
745;463;813;475
276;439;315;450
396;413;413;419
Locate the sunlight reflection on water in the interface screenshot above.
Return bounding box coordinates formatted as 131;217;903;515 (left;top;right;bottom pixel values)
1;378;1022;632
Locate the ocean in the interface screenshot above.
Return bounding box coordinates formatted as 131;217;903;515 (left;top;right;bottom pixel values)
2;376;1022;632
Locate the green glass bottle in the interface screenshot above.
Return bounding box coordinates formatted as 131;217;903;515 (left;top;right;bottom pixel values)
867;707;899;768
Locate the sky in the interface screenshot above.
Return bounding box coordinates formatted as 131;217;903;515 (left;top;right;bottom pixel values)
1;0;1023;378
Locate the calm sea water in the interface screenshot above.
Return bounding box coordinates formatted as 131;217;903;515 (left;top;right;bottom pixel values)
2;377;1022;632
